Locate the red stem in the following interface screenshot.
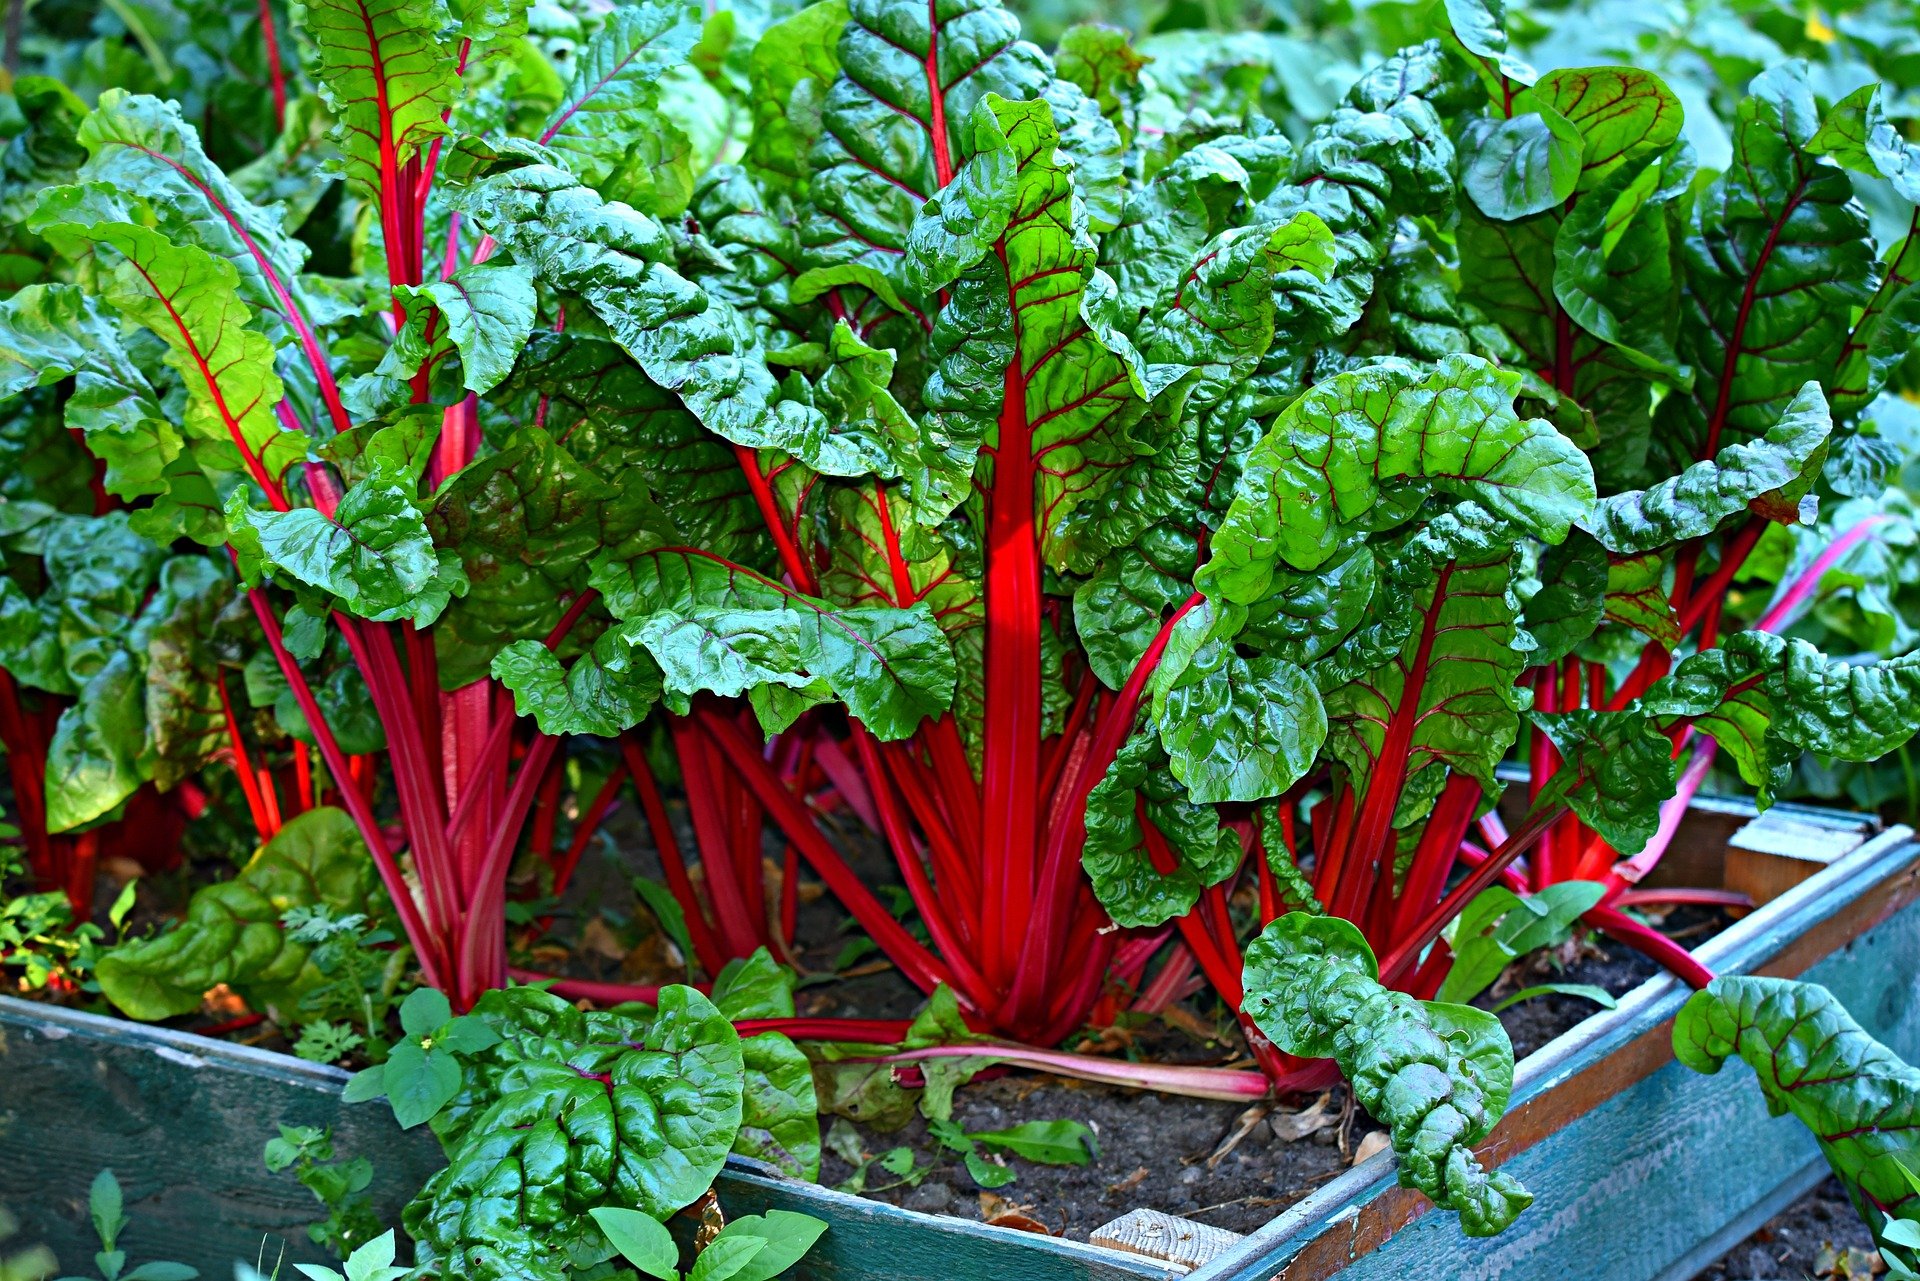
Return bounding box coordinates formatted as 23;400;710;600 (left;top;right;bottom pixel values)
617;733;727;976
257;0;287;129
1585;905;1716;988
1002;592;1204;1025
700;711;954;998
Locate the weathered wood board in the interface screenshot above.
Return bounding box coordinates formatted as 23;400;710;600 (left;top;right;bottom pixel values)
0;999;1174;1281
1188;824;1920;1281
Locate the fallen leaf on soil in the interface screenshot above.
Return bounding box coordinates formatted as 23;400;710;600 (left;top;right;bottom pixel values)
1107;1166;1149;1197
985;1212;1052;1235
1159;1004;1226;1043
102;857;145;883
580;916;628;962
1269;1093;1338;1142
1351;1130;1390;1166
978;1192;1039;1223
620;926;684;982
1207;1103;1274;1169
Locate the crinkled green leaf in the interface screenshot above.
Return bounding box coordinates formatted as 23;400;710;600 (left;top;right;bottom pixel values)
1640;630;1920;805
1664;62;1877;467
1243;913;1531;1236
0;283;179;507
492;632;662;737
1204;354;1594;597
405;986;744;1281
1457;102;1582;222
591;546;955;741
1675;977;1920;1273
1147;603;1326;805
1583;383;1831;553
1082;731;1241;927
746;0;847;188
388;261;538;396
451;162;879;480
230;457;463;627
33;200;307;518
1319;508;1530;821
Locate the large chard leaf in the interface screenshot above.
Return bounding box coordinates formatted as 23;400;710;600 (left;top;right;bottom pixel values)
69;94;326;363
1320;508;1530;824
386;261;538;396
1663;62;1878;467
405;986;745;1281
1146;600;1326;805
297;0;460;205
229;457;465;627
1583;383;1831;553
590;546;955;741
710;950;824;1181
1808;84;1920;420
1639;630;1920;804
0;284;176;507
534;2;701;210
96;808;378;1020
801;0;1121;298
1243;913;1532;1236
33;197;306;533
1674;978;1920;1272
910;93;1154;570
1203;353;1594;598
746;0;848;188
492;629;663;737
429;422;674;686
450;162;879;480
500;331;767;566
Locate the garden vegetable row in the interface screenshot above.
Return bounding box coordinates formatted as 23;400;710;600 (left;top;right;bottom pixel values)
1;0;1919;1272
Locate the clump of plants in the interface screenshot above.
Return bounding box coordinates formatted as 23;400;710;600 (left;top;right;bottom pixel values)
2;0;1920;1260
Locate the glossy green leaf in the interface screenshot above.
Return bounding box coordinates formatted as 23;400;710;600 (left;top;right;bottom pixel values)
1583;383;1831;553
405;986;744;1281
388;261;538;396
229;457;464;627
96;808;377;1020
1675;977;1920;1272
1242;913;1532;1236
297;0;459;204
591;546;955;741
1082;731;1241;927
1204;354;1594;597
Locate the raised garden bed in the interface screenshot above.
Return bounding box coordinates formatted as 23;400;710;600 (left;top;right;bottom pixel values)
1;799;1908;1281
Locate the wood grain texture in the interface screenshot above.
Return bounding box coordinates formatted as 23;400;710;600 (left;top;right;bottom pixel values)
1189;826;1920;1281
0;998;1175;1281
1092;1208;1246;1269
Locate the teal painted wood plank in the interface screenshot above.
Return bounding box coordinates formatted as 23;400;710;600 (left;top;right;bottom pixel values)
0;998;1172;1281
1191;827;1920;1281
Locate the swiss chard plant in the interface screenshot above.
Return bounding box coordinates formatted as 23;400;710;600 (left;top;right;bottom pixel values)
345;980;821;1281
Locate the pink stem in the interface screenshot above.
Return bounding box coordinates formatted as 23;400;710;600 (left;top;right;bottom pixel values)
1754;515;1894;634
1609;887;1752;909
1605;738;1717;893
855;1045;1280;1101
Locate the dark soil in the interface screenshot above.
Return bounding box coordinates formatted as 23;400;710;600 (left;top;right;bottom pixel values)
816;1066;1360;1237
1693;1177;1882;1280
802;904;1732;1243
